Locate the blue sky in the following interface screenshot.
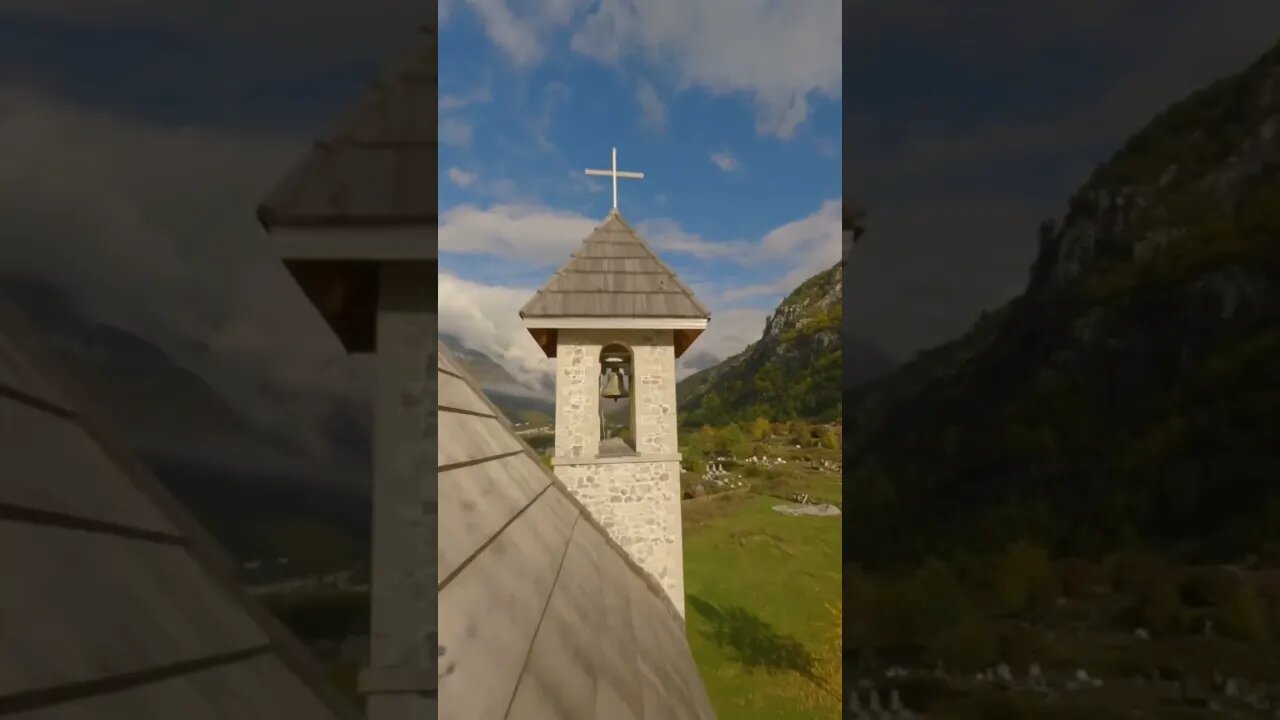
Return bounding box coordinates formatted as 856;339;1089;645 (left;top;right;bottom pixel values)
2;0;1275;425
435;1;841;382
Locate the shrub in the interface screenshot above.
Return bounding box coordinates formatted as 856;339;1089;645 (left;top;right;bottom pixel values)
931;618;1000;674
749;417;771;440
999;624;1055;675
791;419;811;441
1058;558;1108;599
983;541;1058;616
1132;575;1187;636
1212;576;1271;643
1180;566;1236;608
1260;580;1280;643
1108;551;1175;596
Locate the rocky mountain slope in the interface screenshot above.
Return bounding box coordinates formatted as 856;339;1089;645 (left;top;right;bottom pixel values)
844;39;1280;570
679;261;873;426
438;333;554;425
0;275;371;572
0;278;554;572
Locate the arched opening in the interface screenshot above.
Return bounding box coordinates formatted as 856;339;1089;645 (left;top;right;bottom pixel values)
598;343;636;456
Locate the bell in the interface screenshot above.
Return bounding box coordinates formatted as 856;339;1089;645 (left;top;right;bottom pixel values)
601;368;628;400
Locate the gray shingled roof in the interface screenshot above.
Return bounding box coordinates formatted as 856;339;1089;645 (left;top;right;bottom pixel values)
257;24;435;228
437;345;716;720
0;302;359;720
520;211;710;319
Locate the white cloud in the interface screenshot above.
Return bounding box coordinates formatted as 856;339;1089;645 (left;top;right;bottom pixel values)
440;198;840;368
639;198;840;302
438;269;767;385
639;218;751;259
676;307;766;378
635;78;667;131
454;0;839;139
463;0;546;67
437;272;552;389
441;77;494;111
570;0;840;139
463;0;592;68
709;151;740;172
443;199;839;285
568;170;607;195
719;198;841;301
529;81;572;151
0;82;368;476
439;203;599;263
440;117;474;148
447;167;478;188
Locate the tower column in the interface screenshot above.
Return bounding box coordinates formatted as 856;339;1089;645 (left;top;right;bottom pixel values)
360;263;438;718
550;328;686;615
520;204;710;620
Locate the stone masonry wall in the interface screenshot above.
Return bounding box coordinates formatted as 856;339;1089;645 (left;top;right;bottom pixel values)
553;328;685;613
556;459;685;615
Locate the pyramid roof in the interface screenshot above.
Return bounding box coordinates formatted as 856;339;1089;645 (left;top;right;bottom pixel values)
436;344;716;719
0;302;359;719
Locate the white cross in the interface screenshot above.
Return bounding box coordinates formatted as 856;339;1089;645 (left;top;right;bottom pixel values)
585;147;644;211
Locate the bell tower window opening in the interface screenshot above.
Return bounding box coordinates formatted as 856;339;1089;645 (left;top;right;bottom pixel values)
599;343;636;456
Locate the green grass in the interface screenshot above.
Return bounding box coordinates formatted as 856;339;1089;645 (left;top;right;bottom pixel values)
683;474;843;719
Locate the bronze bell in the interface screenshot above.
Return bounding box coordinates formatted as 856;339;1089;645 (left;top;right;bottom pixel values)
601;367;628;400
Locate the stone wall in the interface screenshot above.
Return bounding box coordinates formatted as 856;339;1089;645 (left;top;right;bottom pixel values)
557;459;685;614
553;328;685;614
553;329;679;458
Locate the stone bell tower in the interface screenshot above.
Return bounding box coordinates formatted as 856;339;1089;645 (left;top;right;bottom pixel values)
519;150;709;615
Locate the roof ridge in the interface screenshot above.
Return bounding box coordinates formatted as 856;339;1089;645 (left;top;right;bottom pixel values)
258;22;434;229
435;342;690;627
605;213;712;318
519;212;710;320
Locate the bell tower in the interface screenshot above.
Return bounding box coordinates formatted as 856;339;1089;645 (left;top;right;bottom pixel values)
519;151;709;615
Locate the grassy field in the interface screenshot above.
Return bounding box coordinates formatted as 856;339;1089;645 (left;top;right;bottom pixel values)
682;438;844;719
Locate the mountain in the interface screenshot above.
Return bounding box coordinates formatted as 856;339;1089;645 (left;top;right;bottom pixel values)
440;332;523;387
438;333;555;426
844;40;1280;570
679;262;862;426
0;275;371;572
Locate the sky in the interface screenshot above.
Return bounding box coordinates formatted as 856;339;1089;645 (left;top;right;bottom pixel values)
435;1;842;386
0;1;1276;451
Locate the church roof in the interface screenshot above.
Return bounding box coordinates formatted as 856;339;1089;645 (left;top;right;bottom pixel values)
0;302;359;720
436;344;716;720
520;211;710;320
257;24;435;229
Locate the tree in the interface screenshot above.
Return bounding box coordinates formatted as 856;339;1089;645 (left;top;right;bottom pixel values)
820;428;839;450
791;419;811;444
749;416;772;440
697;425;718;447
715;424;751;459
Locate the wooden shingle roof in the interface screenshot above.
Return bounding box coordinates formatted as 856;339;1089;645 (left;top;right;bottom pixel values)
437;345;716;720
257;24;436;229
0;302;359;720
520;211;710;320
